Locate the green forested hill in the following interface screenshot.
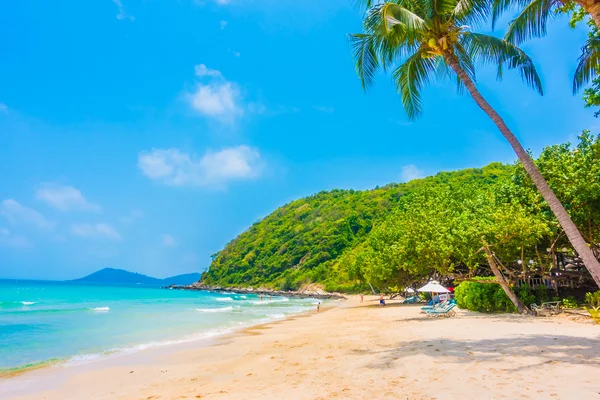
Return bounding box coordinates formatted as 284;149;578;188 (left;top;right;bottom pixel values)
201;134;600;293
200;162;514;292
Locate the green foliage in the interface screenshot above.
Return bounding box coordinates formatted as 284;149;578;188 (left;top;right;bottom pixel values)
556;5;600;115
200;135;600;294
455;281;517;313
585;291;600;323
586;290;600;308
455;281;539;313
561;296;579;309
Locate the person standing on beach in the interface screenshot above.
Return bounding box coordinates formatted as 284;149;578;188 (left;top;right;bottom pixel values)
260;295;264;301
317;302;320;312
379;294;386;306
360;294;364;303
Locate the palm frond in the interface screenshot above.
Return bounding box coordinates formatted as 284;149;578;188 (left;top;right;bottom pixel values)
427;0;459;20
504;0;556;44
454;41;477;82
491;0;530;29
362;2;426;68
461;32;543;94
363;3;426;35
392;50;439;120
349;33;380;90
454;0;492;26
573;35;600;93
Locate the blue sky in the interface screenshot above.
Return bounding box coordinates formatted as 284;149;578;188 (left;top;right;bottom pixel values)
0;0;596;280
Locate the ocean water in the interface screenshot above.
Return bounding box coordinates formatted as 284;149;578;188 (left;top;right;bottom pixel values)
0;280;321;372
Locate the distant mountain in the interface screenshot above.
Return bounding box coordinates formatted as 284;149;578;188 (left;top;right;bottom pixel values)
73;268;200;286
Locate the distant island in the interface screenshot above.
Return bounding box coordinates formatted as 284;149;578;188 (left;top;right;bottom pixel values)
73;268;201;287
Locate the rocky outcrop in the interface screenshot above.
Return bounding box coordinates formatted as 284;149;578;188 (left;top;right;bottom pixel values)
164;282;346;300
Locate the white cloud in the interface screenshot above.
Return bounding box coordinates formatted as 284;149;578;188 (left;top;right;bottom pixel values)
228;49;241;57
400;165;425;182
215;0;231;4
0;199;54;230
35;183;100;212
195;64;223;78
313;106;334;113
112;0;135;21
187;64;243;122
0;227;31;248
220;20;228;29
138;146;262;188
188;82;242;121
0;103;7;113
162;234;177;247
71;223;121;240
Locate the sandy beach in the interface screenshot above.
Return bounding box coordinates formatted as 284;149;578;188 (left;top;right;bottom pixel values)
2;296;600;400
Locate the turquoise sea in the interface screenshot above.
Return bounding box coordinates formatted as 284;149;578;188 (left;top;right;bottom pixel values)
0;280;321;372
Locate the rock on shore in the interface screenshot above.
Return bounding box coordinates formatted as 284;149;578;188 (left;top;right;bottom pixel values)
164;282;346;300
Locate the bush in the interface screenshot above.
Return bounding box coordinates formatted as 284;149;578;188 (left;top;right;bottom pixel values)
585;291;600;324
455;281;543;313
561;296;579;309
455;281;517;313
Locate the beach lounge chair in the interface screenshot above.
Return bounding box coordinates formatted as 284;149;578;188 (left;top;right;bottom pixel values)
403;296;420;304
425;303;456;317
420;298;456;311
421;300;447;311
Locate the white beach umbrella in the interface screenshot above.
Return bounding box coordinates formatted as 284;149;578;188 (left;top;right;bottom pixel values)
405;288;415;294
417;280;450;293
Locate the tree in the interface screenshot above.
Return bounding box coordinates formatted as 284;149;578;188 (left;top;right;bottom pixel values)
493;0;600;40
492;1;600;95
350;0;600;287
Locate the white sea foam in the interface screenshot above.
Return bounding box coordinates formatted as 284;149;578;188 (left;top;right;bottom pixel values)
250;297;289;305
215;297;233;302
65;327;236;366
267;313;286;319
196;306;233;313
240;295;247;299
91;307;110;312
221;291;235;295
20;301;36;305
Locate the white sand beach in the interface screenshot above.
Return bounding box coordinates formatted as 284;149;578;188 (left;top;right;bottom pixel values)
2;296;600;400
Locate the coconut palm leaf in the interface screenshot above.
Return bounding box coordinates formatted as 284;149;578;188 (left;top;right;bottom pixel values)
574;34;600;93
349;34;380;90
461;32;543;94
503;0;557;44
392;51;438;120
455;0;491;24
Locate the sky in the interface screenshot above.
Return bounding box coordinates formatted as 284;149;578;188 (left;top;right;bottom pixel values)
0;0;597;280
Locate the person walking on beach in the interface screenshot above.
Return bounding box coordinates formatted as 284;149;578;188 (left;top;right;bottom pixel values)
360;294;364;303
379;293;386;306
317;302;321;312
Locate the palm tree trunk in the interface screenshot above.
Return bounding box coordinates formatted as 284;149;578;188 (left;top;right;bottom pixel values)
576;0;600;30
482;245;531;314
443;52;600;288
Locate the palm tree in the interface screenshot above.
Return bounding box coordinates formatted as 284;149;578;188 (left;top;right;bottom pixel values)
492;0;600;95
350;0;600;288
492;0;600;36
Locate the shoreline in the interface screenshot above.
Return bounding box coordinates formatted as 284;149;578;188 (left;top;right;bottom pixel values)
3;296;600;399
166;283;347;300
0;298;331;381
